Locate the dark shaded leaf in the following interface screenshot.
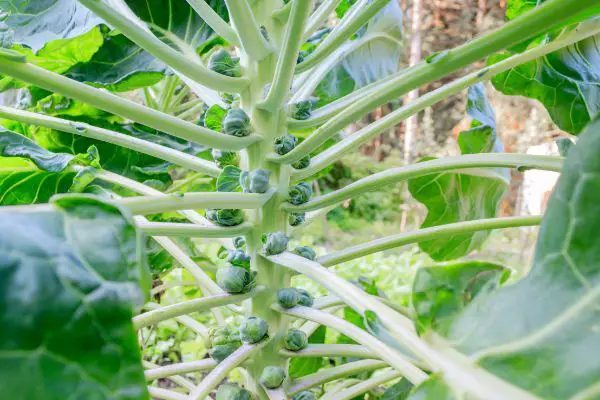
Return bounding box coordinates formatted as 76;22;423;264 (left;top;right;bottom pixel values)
381;379;414;400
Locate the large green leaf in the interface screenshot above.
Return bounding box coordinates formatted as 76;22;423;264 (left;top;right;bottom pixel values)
0;195;149;399
410;119;600;399
409;84;508;261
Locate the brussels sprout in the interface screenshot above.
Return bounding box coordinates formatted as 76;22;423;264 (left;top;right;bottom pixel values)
263;231;289;256
0;22;14;49
216;384;254;400
289;212;306;226
296;288;314;307
210;342;241;363
219;249;251;269
274;134;298;155
284;329;309;351
277;288;299;309
217;266;257;294
206;209;245;227
209;49;241;77
288;182;312;205
259;26;270;41
223;108;251;137
208;326;240;347
239;316;268;343
293;246;316;261
260;366;286;389
233;236;246;249
292;391;316;400
212;149;239;168
241;169;271;194
292;155;310;170
290;100;314;120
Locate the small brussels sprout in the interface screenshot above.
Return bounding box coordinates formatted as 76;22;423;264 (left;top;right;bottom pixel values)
288;182;312;205
277;288;299;309
239;316;268;343
293;246;316;261
290;100;314;120
223;108;251;137
263;231;289;256
292;391;316;400
296;288;314;307
233;236;246;249
206;209;245;227
260;366;286;389
241;169;271;194
209;49;241;77
292;155;310;170
284;329;308;351
208;326;238;347
259;26;270;41
212;149;239;168
216;384;254;400
217;266;257;294
274;134;298;155
219;249;251;269
210;342;241;363
289;212;306;227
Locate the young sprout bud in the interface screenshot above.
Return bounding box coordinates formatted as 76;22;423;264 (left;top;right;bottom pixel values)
277;288;299;309
288;182;312;205
208;326;239;347
292;391;316;400
210;342;241;363
260;366;286;389
209;49;241;77
293;246;316;261
216;384;254;400
263;231;289;255
219;249;251;269
242;169;271;194
274;134;298;155
239;316;268;343
296;288;314;307
217;266;257;294
206;209;245;227
211;149;239;168
292;155;310;170
289;212;306;226
233;236;246;249
284;329;309;351
223;108;251;137
290;100;314;120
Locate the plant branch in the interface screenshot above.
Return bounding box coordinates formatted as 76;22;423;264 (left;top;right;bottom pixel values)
0;58;260;151
145;359;217;381
148;387;188;400
185;0;240;46
322;369;401;400
0;106;222;177
134;288;264;329
280;344;378;360
78;0;248;93
143;303;209;338
151;281;197;296
287;359;388;395
272;0;600;164
302;0;341;41
283;154;562;212
295;0;389;73
143;361;197;390
137;221;253;238
258;0;313;112
318;215;543;266
187;340;271;400
224;0;272;61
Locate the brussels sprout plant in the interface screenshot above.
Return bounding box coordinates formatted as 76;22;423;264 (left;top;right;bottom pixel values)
0;0;599;399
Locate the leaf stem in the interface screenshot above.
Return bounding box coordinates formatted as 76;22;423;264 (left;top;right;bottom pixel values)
225;0;272;61
137;221;253;238
143;303;209;338
279;344;378;360
148;387;188;400
302;0;341;42
185;0;241;46
322;369;401;400
145;359;217;381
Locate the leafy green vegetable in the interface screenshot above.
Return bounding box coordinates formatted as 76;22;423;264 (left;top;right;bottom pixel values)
209;49;241;78
262;231;289;256
217;165;242;193
206;209;245;227
205;104;229;132
223;108;252;137
260;366;286;389
284;329;309;351
277;288;299;309
216;266;256;294
239;317;269;344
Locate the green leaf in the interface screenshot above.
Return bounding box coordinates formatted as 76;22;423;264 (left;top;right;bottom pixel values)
0;128;74;171
411;261;510;335
204;104;228;132
409;84;508;261
556;137;575;156
0;195;149;399
216;165;242;193
406;375;453;400
381;379;414;400
288;325;327;378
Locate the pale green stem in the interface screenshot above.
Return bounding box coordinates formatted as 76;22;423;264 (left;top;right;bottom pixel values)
302;0;341;41
160;75;180;112
185;0;241;45
78;0;248;93
283;154;562;213
322;369;401;400
0;106;222;176
288;360;389;396
177;102;207;121
151;281;197;296
225;0;272;61
288;205;336;236
311;295;412;319
258;0;313;111
187;341;271;400
272;0;600;164
263;388;286;400
145;359;216;381
134;289;264;329
137;221;253;238
291;18;600;178
143;303;209;338
143;361;196;391
319;215;543;266
121;188;276;215
143;87;158;109
170;98;202;114
168;86;191;111
273;304;427;384
0;58;259;151
148;387;188;400
295;0;389;73
279;344;378;360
